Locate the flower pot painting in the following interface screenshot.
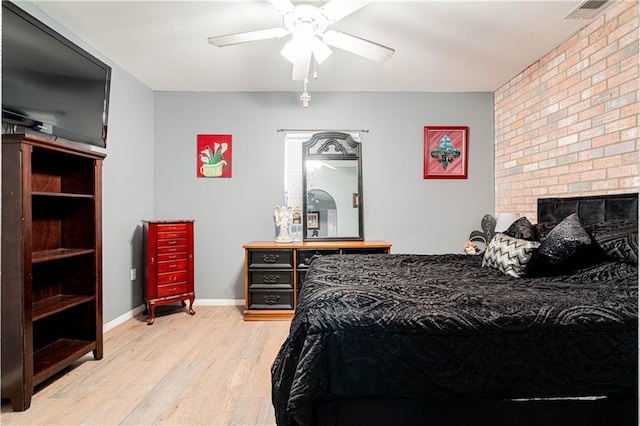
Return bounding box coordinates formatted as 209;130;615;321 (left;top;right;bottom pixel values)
197;134;232;178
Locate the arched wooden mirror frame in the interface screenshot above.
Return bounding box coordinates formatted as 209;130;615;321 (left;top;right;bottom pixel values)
302;132;363;241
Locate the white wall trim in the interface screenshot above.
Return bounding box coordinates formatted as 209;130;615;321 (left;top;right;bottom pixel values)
104;304;146;332
194;299;244;306
102;299;245;332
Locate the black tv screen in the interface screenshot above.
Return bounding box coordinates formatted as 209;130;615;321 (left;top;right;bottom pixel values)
2;2;111;148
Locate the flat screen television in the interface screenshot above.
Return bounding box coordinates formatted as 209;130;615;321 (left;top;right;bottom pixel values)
2;2;111;148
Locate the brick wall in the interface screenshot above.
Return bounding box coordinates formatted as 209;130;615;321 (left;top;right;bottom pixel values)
494;1;638;221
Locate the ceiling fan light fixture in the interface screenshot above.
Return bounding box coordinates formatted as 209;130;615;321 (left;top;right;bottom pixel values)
281;21;315;63
281;39;306;63
311;37;332;64
282;34;330;65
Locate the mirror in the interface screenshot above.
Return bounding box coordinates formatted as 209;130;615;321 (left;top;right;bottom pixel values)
302;132;363;241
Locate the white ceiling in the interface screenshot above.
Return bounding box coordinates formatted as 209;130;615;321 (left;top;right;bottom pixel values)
30;0;599;93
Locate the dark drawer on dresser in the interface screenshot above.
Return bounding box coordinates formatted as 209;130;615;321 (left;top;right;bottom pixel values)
248;249;294;269
297;249;340;269
249;270;293;289
342;248;389;254
249;290;294;310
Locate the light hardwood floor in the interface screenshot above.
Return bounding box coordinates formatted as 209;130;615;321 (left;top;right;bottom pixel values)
1;305;292;425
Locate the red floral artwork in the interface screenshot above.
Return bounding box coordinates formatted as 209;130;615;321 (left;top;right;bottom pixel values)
197;134;232;178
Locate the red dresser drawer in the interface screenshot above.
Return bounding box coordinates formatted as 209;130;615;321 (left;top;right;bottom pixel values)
157;283;188;298
156;223;188;232
157;271;187;285
157;260;187;273
157;245;186;255
157;252;186;262
158;230;187;240
157;238;187;248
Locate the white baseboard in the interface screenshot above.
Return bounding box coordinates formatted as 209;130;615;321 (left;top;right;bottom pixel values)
194;299;244;306
104;304;146;333
103;299;244;332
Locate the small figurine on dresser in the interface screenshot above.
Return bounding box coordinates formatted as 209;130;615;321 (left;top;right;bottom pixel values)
274;205;293;243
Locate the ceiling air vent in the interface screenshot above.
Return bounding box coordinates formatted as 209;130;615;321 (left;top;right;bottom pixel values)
564;0;612;19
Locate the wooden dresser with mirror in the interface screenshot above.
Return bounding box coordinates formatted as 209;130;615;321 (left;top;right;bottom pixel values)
248;132;390;320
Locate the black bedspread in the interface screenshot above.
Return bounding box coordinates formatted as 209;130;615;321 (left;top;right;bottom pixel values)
271;254;638;426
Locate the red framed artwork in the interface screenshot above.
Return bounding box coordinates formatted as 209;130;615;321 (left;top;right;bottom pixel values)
197;134;232;178
423;126;468;179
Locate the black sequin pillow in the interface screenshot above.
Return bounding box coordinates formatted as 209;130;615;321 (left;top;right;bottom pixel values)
534;222;559;241
482;233;540;277
588;220;638;264
535;213;592;267
504;217;538;241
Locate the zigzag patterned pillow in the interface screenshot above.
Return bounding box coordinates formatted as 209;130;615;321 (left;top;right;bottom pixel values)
482;233;541;277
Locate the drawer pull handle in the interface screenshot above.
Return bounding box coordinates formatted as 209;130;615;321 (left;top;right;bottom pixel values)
168;241;177;245
263;295;280;305
262;254;279;264
169;264;177;268
169;287;177;292
263;274;279;283
303;254;322;265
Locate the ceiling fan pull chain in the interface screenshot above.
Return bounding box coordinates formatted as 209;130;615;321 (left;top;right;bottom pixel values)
301;78;311;108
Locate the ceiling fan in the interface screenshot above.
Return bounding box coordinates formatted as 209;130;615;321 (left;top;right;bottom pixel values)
207;0;394;82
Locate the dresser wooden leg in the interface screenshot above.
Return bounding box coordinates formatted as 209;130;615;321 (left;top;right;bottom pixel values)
147;304;156;325
188;296;196;315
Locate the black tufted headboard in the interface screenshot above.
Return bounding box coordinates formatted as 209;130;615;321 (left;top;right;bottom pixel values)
537;192;638;224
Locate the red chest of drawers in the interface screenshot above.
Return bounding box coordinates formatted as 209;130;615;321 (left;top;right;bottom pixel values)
142;220;195;324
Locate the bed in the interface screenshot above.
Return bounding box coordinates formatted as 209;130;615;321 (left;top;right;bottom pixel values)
271;193;638;426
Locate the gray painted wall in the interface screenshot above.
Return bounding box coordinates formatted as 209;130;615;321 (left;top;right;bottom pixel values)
154;91;495;301
16;3;155;323
101;71;154;322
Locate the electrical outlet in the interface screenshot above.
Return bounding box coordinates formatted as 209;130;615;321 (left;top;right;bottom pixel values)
130;268;137;281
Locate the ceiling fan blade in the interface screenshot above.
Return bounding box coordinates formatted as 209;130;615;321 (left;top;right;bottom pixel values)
320;0;371;23
292;50;312;81
269;0;295;15
208;27;288;47
323;30;394;62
